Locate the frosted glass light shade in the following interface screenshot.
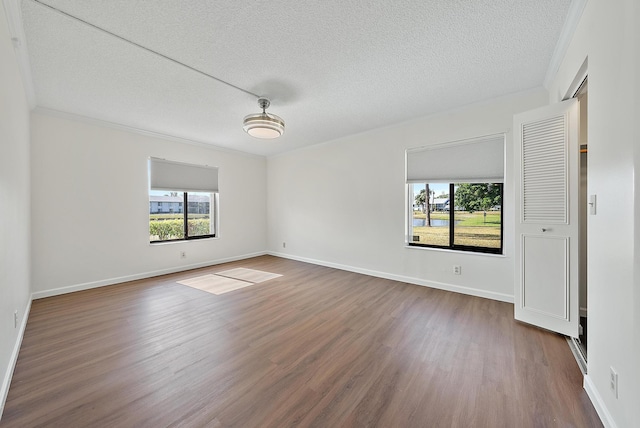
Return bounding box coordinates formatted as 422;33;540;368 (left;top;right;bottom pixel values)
243;113;285;139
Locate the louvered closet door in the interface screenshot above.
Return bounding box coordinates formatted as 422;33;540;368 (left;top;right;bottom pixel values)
514;99;579;337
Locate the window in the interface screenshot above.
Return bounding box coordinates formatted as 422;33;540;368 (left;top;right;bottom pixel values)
406;134;505;254
148;158;219;243
149;191;216;242
409;182;503;253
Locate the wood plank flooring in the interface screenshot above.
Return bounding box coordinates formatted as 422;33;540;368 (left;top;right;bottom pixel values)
1;255;602;427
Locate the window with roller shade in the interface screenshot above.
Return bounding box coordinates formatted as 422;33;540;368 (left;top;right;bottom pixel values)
406;135;505;254
148;158;219;243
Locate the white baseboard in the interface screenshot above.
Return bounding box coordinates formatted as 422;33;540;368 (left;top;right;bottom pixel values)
584;375;617;428
268;251;514;303
0;298;31;421
31;251;267;299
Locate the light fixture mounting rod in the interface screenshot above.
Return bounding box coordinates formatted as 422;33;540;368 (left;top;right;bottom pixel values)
257;98;270;112
30;0;261;99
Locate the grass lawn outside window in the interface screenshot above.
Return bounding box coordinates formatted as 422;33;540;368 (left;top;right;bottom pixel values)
412;211;501;249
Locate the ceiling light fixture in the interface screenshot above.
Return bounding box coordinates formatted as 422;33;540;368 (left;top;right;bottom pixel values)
243;98;285;139
30;0;286;140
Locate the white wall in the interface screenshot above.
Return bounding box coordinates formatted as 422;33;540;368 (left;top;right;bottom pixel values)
549;0;639;426
0;1;31;416
268;89;548;302
30;111;267;296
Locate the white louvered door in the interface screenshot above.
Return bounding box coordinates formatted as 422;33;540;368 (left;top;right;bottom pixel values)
514;99;579;337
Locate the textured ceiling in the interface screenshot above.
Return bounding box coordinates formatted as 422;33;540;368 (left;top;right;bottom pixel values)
17;0;572;156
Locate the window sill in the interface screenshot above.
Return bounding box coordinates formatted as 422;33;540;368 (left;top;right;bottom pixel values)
404;244;506;258
150;236;218;246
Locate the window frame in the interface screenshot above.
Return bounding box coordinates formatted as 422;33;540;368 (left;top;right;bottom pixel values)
149;191;218;244
407;182;503;255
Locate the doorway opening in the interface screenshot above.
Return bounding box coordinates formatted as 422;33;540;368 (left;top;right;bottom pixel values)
571;77;588;371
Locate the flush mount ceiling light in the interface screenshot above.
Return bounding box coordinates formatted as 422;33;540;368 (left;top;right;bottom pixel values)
29;0;286;141
243;98;285;139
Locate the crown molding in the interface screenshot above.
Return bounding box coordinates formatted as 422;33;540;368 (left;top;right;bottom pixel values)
32;106;265;159
2;0;36;109
543;0;588;89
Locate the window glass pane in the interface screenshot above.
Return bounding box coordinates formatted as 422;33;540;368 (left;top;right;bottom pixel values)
410;183;450;247
187;192;212;238
149;190;185;241
452;183;502;249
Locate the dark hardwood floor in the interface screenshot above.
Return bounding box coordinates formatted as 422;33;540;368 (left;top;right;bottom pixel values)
1;255;602;427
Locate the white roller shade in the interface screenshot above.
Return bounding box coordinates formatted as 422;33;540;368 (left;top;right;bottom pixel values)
406;134;505;183
149;158;219;192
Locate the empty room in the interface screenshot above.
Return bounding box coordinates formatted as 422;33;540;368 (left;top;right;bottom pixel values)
1;0;638;427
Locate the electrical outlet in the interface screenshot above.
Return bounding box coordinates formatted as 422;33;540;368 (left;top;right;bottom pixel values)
282;242;286;248
453;265;462;275
180;251;186;259
610;367;618;398
13;310;18;328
